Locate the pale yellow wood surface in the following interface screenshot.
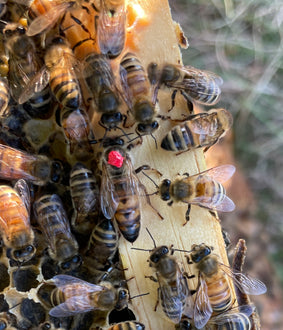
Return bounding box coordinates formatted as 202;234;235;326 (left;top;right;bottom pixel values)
113;1;234;329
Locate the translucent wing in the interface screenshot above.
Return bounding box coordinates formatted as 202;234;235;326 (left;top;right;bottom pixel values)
220;264;267;295
119;64;133;110
196;164;236;184
14;179;30;214
158;264;191;323
194;276;213;329
26;3;71;37
189;113;218;136
181;65;223;86
191;194;235;212
18;66;50;104
100;163;119;220
97;2;126;57
53;274;104;292
49;300;94;317
34;194;72;252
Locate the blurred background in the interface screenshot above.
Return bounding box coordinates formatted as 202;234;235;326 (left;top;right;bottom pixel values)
169;0;283;329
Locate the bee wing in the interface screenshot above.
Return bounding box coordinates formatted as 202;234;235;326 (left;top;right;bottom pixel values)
53;274;104;291
119;65;133;110
220;264;267;295
8;59;30;101
181;65;223;85
194;276;213;329
18;66;50;104
49;299;94;318
189;113;218;136
100;163;119;220
34;194;72;251
26;3;71;36
14;179;30;214
191;194;235;213
97;3;126;56
196;164;236;184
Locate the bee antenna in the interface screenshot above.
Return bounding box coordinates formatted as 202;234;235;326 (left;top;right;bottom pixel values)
150;133;158;149
141;170;159;189
129;292;150;300
116;126;132;141
146;227;157;248
0;19;7;26
131;247;152;252
173;248;193;253
9;302;21;310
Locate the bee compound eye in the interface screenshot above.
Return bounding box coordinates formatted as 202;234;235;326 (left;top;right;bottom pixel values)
119;289;127;298
72;255;82;265
161;246;169;255
26;245;34;253
17;26;25;34
61;261;70;270
0;320;7;330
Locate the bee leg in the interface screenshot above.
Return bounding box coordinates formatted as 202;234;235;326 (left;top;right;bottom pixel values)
184;204;191;224
140;182;164;220
145;275;158;283
154;287;160;311
123;110;135;128
135;165;162;177
168;89;178;112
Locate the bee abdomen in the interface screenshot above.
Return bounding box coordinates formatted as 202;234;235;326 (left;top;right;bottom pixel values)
108;321;145;330
0;79;9;115
161;123;194;151
49;70;81;109
207;276;233;313
217;313;251;330
88;218;118;262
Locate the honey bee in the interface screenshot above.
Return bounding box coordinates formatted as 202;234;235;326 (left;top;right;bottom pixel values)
38;274;129;317
0;143;62;185
69;162;99;233
175;316;197;330
100;139;142;242
20;36;82;110
86;215;119;267
120;52;159;137
161;109;233;153
106;321;145;330
97;0;126;58
158;164;236;223
0;179;36;263
142;236;193;324
60;107;96;160
3;23;52;118
34;194;81;270
83;54;124;135
189;244;267;329
148;63;223;112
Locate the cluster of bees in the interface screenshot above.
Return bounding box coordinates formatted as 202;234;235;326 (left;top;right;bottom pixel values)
0;0;267;329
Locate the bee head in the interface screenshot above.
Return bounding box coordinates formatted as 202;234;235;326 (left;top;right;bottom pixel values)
161;64;180;84
134;100;155;123
137;121;159;134
115;288;129;310
160;179;171;201
10;244;36;263
60;254;82;271
191;244;212;263
149;245;169;264
100;111;123;128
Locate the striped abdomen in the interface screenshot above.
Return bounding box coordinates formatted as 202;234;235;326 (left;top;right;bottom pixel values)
0;78;9;116
59;1;98;60
120;53;150;101
114;178;140;243
0;186;29;247
217;312;251;330
70;162;99;224
183;75;221;105
206;271;233;313
107;321;145;330
161;123;195;151
88;217;118;264
194;176;226;206
49;67;81;109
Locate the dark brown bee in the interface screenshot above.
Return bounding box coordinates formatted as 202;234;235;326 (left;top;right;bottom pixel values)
86;215;119;266
34;194;81;270
0;143;62;185
107;321;145;330
69;162;99;234
60;107;96;160
147;244;192;324
148;62;223;112
189;244;267;329
158;164;235;222
100;140;142;242
161;109;233;152
37;274;129;317
83;54;124;136
97;0;126;58
3;23;52;118
0;180;35;263
120;52;159;136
